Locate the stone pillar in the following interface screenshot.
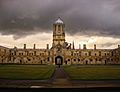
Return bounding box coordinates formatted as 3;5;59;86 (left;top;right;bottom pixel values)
24;44;26;49
83;44;87;49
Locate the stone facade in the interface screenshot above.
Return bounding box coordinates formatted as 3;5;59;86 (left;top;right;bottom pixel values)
0;18;120;65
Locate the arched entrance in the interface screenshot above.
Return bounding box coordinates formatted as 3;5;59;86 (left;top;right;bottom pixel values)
83;58;89;65
55;56;63;65
86;60;88;65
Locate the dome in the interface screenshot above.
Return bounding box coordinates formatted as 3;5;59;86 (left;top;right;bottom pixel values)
55;17;64;24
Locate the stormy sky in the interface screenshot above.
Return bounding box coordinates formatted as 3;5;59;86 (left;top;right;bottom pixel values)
0;0;120;49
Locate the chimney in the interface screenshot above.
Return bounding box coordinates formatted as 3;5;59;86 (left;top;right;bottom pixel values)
118;45;120;48
83;44;87;49
47;44;49;49
94;44;96;50
24;44;26;49
33;44;36;49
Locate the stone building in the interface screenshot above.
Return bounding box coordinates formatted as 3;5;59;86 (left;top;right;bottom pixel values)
0;18;120;65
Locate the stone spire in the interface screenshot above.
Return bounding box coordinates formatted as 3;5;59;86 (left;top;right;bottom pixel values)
73;41;75;49
83;44;87;49
33;44;36;49
24;44;26;49
79;44;81;49
118;45;120;48
94;44;96;50
47;44;49;49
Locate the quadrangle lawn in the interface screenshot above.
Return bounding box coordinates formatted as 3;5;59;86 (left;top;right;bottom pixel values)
63;65;120;80
0;65;55;80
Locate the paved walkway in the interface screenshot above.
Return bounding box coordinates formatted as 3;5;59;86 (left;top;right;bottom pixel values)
50;66;72;88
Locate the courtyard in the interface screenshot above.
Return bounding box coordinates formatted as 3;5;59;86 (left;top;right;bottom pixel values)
0;64;120;88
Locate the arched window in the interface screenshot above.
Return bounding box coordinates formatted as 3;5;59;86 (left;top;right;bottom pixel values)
111;59;113;61
68;59;70;61
48;57;49;61
78;59;80;62
85;53;87;56
105;53;107;56
74;59;76;61
90;59;92;62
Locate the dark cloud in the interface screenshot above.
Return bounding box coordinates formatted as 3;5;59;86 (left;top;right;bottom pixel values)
0;0;120;39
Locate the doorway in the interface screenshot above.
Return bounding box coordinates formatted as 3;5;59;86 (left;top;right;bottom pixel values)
55;56;63;65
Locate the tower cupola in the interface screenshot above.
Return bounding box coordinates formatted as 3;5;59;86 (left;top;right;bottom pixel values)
54;17;64;24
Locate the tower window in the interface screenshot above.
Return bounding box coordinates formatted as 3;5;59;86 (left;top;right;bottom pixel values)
58;25;61;31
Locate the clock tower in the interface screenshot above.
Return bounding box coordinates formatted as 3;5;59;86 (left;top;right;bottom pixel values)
52;17;65;47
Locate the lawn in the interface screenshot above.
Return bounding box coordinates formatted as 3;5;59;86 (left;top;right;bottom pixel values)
0;65;55;80
63;65;120;80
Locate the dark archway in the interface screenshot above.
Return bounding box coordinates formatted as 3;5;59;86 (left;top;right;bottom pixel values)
20;60;22;64
55;56;63;65
105;60;107;65
86;60;88;65
41;60;42;64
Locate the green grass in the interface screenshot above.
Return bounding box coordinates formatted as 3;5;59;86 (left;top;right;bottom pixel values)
0;65;55;80
63;65;120;80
